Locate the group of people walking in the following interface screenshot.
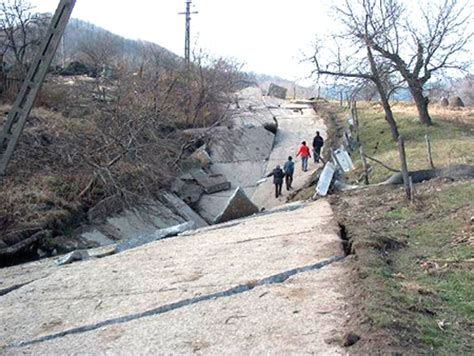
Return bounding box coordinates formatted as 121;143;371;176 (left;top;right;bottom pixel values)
266;131;324;198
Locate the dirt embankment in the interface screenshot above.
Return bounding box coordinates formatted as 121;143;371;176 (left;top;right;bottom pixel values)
331;179;473;354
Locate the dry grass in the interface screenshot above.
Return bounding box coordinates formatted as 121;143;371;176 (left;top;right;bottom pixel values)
392;102;474;126
350;102;474;183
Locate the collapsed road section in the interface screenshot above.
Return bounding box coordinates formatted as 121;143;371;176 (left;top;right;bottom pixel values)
0;199;349;355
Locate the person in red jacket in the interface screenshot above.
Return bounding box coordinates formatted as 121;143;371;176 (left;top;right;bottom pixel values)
296;141;311;172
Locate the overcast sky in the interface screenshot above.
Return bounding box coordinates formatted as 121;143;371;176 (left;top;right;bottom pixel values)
29;0;334;84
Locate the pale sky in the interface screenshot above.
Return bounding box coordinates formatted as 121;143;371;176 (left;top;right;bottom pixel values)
30;0;335;84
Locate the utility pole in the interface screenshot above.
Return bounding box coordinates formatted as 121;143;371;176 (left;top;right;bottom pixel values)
179;0;198;66
0;0;76;177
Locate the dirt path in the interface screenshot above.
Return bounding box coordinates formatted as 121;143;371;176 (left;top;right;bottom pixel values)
252;102;326;209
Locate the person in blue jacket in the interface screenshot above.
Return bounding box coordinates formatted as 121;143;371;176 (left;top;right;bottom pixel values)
283;156;295;190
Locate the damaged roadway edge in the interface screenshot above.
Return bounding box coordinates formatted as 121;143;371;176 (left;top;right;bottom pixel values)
180;202;307;237
8;255;345;349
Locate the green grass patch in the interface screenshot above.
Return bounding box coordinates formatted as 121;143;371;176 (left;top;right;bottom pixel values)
334;181;473;353
351;104;474;183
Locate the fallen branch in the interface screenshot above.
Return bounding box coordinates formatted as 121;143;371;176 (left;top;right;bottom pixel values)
383;164;474;185
0;230;52;257
365;154;400;173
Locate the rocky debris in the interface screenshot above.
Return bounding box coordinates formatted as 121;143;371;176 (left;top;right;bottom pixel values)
214;187;259;224
190;169;231;194
267;83;288;99
440;97;449;107
114;221;195;253
55;250;90;266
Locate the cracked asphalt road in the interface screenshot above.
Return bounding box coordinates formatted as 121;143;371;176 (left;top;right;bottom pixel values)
0;199;349;355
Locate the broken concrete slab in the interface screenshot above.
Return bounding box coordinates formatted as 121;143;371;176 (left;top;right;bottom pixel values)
171;177;204;207
267;83;288;99
197;187;259;225
80;229;115;246
160;192;208;228
190;169;231;194
105;201;185;241
210;161;267;197
214;187;259;224
196;190;235;224
114;222;195;253
208;126;274;163
0;200;347;354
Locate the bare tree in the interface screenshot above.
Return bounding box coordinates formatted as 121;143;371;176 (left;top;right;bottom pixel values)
336;0;473;125
188;51;245;127
312;29;401;140
76;28;122;76
0;0;45;71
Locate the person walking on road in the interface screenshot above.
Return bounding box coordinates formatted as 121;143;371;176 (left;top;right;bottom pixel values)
266;165;285;198
296;141;311;172
283;156;295;190
312;131;324;163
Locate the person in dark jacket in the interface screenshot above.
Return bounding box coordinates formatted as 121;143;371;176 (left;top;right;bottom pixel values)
283;156;295;190
267;165;285;198
312;131;324;163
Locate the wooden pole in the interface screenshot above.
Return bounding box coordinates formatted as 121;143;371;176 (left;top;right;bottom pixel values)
359;145;369;185
397;136;411;199
409;176;415;201
353;101;360;144
425;134;435;169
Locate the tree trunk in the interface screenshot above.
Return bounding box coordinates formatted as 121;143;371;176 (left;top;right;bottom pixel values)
409;83;432;126
365;45;400;140
380;96;399;141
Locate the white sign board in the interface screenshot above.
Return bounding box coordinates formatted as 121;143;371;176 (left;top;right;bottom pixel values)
334;148;354;173
316;162;336;196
